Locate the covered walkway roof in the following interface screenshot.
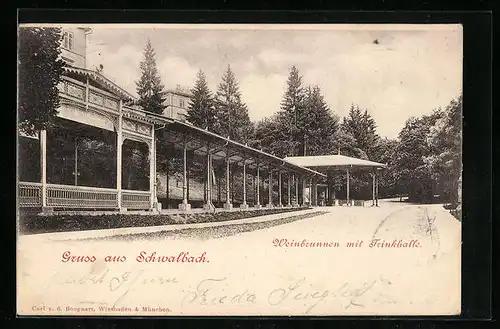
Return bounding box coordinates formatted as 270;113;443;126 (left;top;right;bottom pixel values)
135;109;326;178
284;154;386;171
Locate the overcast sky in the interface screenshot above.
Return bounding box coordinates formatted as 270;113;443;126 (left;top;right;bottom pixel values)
82;24;462;139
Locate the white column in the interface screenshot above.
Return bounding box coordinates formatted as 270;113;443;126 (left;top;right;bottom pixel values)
40;130;47;208
372;171;376;206
294;174;299;207
278;171;283;207
287;174;291;207
179;141;191;211
241;160;248;209
267;169;273;208
309;177;313;206
255;164;261;208
116;103;123;210
203;149;214;211
346;167;350;205
375;172;379;207
302;177;307;207
224;155;232;209
149;129;155;211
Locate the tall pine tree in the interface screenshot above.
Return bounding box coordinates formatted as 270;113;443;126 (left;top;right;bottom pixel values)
214;65;253;143
18;27;66;135
279;65;306;156
301;85;339;156
135;40;166;114
186;70;217;130
342;104;380;159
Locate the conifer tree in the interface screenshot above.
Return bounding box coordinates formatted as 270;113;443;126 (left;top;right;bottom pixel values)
279;65;306;155
18;27;66;134
135;40;166;114
186;70;217;130
302;85;339;156
214;65;253;143
342;104;380;158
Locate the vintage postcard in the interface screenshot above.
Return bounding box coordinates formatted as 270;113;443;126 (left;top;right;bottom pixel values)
17;23;462;316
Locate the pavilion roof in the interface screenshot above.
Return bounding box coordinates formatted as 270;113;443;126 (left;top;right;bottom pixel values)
137;110;326;178
63;66;136;102
283;154;387;170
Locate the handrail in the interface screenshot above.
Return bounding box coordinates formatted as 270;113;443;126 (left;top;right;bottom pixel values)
47;183;118;193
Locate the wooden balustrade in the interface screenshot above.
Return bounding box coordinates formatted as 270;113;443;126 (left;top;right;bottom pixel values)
46;184;119;209
19;182;42;207
122;190;151;210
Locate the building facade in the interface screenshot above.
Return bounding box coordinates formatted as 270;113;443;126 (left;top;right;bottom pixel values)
60;27;92;68
163;86;191;121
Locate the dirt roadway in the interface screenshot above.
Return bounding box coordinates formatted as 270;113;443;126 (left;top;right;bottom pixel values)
17;201;461;316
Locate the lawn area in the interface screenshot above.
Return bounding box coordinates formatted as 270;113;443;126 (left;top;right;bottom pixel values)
19;207;311;235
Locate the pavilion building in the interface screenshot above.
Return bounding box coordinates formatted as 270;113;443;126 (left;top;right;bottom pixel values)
18;27;325;213
18;26;383;214
284;154;386;206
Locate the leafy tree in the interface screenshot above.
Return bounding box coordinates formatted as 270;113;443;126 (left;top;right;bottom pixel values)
214;65;253;143
18;27;66;135
392;111;441;202
186;70;217;130
423;94;462;204
135;40;166;114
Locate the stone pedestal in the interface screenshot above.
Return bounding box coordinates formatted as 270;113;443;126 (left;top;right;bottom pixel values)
266;203;274;209
223;202;233;210
203;203;215;211
240;203;249;210
254;204;262;209
178;202;191;211
41;206;54;214
334;200;339;206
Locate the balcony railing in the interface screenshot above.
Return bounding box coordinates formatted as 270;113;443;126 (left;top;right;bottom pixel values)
58;77;120;113
122;190;151;210
46;184;119;209
19;182;42;207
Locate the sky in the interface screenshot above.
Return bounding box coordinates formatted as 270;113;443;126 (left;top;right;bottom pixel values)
81;24;462;139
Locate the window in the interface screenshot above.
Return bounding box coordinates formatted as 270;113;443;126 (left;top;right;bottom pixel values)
63;31;74;50
179;98;185;108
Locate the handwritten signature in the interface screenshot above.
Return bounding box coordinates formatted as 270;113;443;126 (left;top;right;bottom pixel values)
182;276;396;314
50;269;178;308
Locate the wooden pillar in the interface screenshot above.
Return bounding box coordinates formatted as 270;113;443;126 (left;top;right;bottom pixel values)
293;174;299;207
309;177;313;206
287;174;291;207
149;129;155;211
327;171;333;206
325;182;329;205
255;164;261;208
186;152;190;201
372;171;376;206
278;171;283;207
40;129;48;209
179;141;191;211
116;103;123;210
224;155;232;209
241;159;248;209
267;169;273;208
302;177;307;206
346;167;350;205
375;171;379;207
203;148;214;211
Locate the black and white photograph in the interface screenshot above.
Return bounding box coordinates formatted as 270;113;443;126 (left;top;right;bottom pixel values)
17;23;462;316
